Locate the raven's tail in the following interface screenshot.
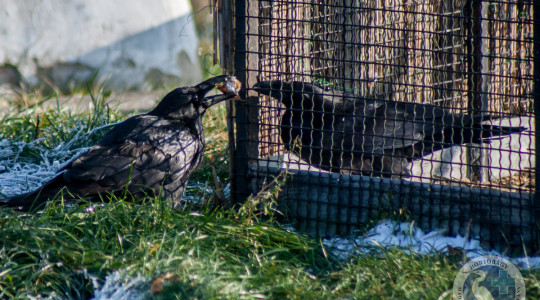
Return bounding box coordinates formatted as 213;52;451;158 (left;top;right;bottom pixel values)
479;124;527;140
0;176;68;211
461;114;527;142
421;116;528;156
0;190;45;211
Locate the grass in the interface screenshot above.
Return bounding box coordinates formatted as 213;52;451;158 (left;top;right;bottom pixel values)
0;88;539;299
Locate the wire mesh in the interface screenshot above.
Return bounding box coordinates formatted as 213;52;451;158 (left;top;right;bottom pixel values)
229;0;537;254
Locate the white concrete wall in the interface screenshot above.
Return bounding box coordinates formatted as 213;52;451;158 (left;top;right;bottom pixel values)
0;0;202;91
410;116;534;182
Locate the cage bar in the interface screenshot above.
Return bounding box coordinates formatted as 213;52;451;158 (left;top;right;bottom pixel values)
225;0;537;255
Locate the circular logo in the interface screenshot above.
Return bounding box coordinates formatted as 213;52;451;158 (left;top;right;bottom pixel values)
453;255;525;299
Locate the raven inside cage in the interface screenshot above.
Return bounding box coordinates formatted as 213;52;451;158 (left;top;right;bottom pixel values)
218;0;539;254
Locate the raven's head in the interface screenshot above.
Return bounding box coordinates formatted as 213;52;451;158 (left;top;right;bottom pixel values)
253;81;320;110
149;75;239;120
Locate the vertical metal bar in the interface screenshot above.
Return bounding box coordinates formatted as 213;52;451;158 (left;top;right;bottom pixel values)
220;0;237;207
533;0;540;253
244;1;261;162
218;0;234;73
231;0;249;204
465;0;489;182
231;0;260;204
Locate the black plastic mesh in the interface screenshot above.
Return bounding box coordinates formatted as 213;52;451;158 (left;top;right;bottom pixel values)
228;0;538;254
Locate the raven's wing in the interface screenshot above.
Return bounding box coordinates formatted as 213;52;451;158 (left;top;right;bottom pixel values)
348;100;448;153
61;115;203;197
1;115;203;210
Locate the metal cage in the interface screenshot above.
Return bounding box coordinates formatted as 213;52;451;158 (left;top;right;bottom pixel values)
221;0;539;254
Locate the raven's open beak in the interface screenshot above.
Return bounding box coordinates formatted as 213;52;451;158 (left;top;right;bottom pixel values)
202;93;236;108
196;75;230;94
203;75;242;108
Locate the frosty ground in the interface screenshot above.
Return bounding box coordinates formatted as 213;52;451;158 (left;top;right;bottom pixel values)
0;91;539;299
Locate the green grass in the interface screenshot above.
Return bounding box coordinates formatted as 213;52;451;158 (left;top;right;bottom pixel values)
0;88;539;299
0;87;121;151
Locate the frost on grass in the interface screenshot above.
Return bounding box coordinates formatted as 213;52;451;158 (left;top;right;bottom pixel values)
91;270;150;300
0;138;91;197
0;121;119;198
322;219;540;269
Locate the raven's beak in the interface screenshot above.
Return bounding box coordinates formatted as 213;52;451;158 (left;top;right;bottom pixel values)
254;80;297;100
195;75;230;94
202;93;236;108
252;81;270;93
253;80;292;95
202;76;242;108
197;75;242;108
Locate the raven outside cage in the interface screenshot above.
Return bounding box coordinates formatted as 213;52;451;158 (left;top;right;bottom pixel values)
216;0;539;254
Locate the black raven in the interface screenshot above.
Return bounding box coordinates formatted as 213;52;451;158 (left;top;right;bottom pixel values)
1;75;240;210
254;80;525;178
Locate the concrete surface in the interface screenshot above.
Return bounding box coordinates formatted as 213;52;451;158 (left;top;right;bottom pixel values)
410;116;534;182
0;0;202;92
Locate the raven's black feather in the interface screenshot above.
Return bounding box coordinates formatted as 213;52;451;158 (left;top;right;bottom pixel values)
254;80;526;178
1;75;236;210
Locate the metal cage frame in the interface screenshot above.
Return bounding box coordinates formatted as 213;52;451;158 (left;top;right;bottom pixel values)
220;0;540;255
